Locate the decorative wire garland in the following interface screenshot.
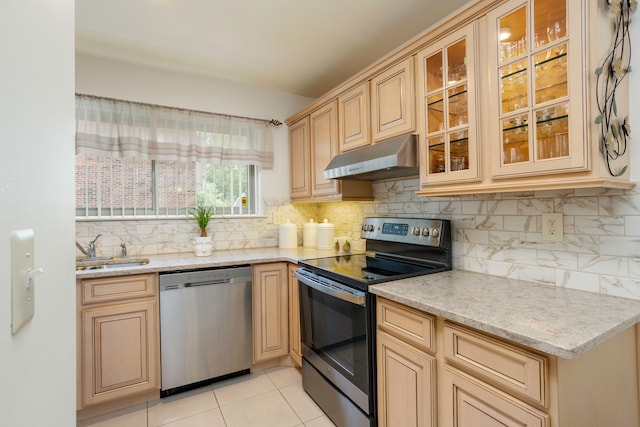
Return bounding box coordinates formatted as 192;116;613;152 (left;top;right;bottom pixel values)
595;0;636;176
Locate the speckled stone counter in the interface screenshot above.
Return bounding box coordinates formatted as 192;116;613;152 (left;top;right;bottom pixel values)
75;246;338;278
370;269;640;359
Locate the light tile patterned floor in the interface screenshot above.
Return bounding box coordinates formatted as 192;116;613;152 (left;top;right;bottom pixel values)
77;366;335;427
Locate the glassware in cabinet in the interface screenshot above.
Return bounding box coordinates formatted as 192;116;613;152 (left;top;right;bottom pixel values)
418;23;479;185
490;0;585;177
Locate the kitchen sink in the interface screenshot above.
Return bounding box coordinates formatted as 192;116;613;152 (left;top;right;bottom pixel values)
76;257;150;271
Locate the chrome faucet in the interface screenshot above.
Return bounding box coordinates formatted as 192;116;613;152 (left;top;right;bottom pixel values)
87;234;102;259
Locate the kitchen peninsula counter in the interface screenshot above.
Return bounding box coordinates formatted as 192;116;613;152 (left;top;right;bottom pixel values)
370;269;640;359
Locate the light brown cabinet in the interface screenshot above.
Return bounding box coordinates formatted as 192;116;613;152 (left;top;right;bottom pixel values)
371;57;415;142
377;298;436;427
338;82;371;152
252;263;289;363
289;117;312;199
76;273;160;416
310;100;341;197
487;0;585;178
288;105;372;202
287;263;302;367
377;297;640;427
417;23;480;187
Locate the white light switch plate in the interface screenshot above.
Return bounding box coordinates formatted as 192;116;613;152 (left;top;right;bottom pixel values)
11;229;42;334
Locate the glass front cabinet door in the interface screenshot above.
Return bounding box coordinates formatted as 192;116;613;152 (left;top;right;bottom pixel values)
488;0;586;178
418;24;480;186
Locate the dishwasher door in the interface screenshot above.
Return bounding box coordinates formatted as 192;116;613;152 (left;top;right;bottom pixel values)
160;266;252;396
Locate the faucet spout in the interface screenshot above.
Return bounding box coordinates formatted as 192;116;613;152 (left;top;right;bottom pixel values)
87;234;102;259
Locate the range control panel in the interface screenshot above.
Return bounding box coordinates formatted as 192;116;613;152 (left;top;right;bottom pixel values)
360;217;448;247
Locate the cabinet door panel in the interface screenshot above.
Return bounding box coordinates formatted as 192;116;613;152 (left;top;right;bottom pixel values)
441;365;549;427
253;263;289;363
339;83;370;152
371;57;415;141
377;330;436;427
310;101;340;197
288;264;302;367
289;117;311;199
417;23;480;186
82;299;159;406
488;0;586;178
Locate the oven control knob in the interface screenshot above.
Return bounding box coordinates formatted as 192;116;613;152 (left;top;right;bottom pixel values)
367;224;375;232
361;224;367;231
412;226;421;236
431;228;440;238
422;227;430;237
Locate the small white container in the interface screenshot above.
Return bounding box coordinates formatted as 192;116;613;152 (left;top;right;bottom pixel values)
303;219;318;248
317;219;336;250
279;219;297;249
192;236;213;257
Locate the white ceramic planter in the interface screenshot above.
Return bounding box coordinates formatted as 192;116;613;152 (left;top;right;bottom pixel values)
192;236;213;257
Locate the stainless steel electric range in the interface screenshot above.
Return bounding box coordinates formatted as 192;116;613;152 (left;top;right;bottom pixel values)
295;217;452;427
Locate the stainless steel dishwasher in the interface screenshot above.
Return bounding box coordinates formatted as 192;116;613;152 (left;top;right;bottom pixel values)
159;265;252;397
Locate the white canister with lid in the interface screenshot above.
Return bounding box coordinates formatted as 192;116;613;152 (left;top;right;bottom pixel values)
316;219;336;250
303;219;318;248
279;219;297;249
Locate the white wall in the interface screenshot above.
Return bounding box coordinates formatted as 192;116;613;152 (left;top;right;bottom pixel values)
75;55;314;200
0;1;76;426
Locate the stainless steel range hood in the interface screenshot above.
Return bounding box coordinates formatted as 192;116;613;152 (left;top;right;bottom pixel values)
323;133;418;181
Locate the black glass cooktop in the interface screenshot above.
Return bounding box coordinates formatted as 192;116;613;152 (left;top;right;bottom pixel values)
298;253;446;291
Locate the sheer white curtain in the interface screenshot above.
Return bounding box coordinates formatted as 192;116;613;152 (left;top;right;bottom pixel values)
75;94;274;169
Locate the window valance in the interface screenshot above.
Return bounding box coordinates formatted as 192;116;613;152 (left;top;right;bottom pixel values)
75;94;274;169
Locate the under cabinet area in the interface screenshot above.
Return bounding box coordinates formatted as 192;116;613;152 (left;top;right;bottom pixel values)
252;263;289;363
375;296;640;427
76;273;160;419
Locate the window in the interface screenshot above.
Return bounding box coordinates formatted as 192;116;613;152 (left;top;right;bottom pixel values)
75;155;258;217
74;94;274;219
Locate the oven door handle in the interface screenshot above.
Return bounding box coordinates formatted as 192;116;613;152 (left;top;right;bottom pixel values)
295;270;365;306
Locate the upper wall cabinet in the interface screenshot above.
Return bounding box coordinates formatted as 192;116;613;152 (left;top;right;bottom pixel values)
417;23;481;187
288;103;373;203
338;82;371;152
371;57;416;142
289;117;311;199
487;0;585;178
310;100;341;197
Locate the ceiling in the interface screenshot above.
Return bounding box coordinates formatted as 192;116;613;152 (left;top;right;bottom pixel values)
75;0;472;98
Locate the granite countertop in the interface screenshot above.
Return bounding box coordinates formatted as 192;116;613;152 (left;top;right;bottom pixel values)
370;270;640;359
75;246;339;278
77;249;640;360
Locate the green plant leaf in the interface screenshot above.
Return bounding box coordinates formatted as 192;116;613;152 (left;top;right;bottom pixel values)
595;66;604;76
595;114;604;124
613;97;618;115
615;165;628;177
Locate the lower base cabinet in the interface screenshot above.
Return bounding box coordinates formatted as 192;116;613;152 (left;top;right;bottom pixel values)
252;263;289;363
77;273;160;416
288;263;302;367
377;330;436;427
376;297;640;427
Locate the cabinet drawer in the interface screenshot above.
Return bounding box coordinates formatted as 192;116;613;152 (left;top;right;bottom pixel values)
80;273;157;305
443;322;548;406
377;298;435;353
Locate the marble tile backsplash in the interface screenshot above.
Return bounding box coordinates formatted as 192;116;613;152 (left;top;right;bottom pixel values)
76;177;640;300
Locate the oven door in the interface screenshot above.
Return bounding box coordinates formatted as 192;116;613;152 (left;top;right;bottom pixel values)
295;268;371;414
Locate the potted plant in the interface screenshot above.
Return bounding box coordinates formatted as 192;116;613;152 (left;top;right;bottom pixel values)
189;202;213;256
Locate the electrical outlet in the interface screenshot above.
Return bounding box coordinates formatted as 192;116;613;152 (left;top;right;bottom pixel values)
542;213;563;242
